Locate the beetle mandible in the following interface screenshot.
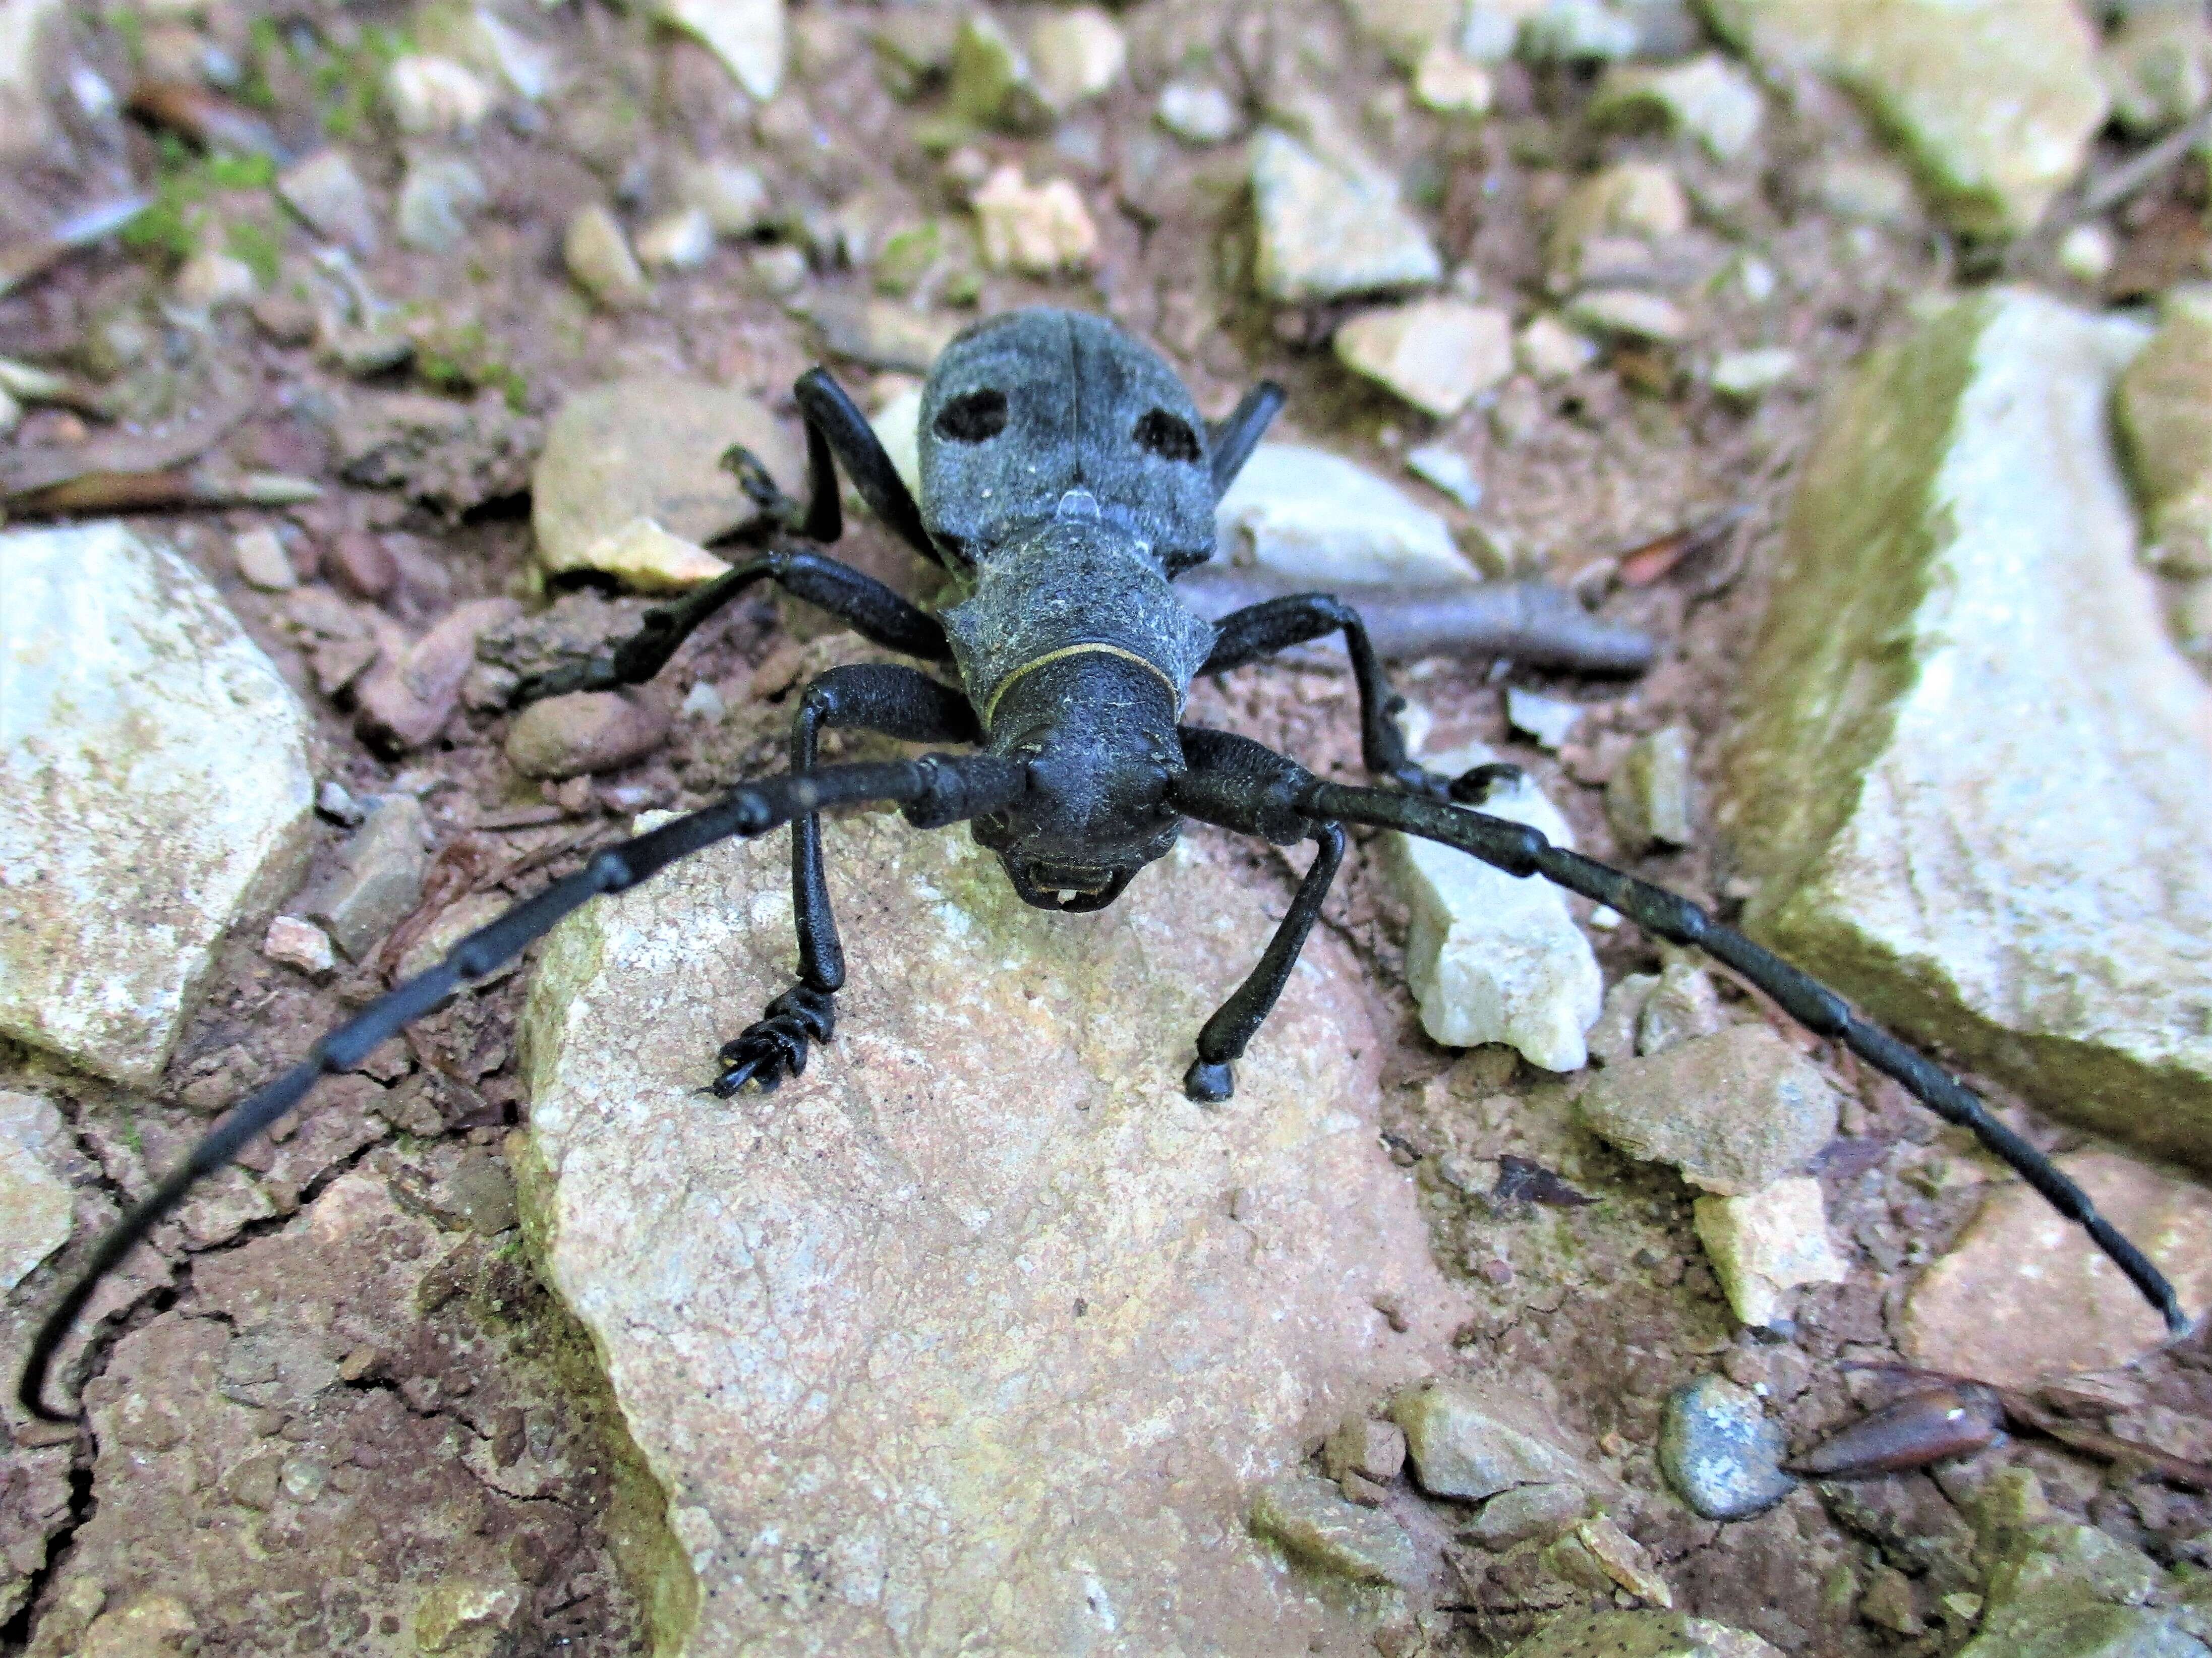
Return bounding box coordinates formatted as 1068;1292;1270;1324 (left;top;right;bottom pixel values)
18;305;2186;1418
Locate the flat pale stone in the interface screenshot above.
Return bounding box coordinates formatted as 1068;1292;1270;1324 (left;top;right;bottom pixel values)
1388;1379;1588;1501
1390;748;1602;1071
1215;443;1472;585
0;1089;71;1290
518;812;1464;1654
572;516;730;593
563;204;649;311
1703;0;2107;239
1248;1475;1421;1588
1592;54;1764;160
1250;129;1443;304
534;378;797;579
1722;290;2212;1165
1547;161;1688;288
1027;7;1124;111
0;522;315;1086
971;166;1097;276
1903;1151;2212;1388
1693;1177;1848;1328
1576;1025;1837;1195
1510;1610;1784;1658
2117;296;2212;575
660;0;784;99
276;148;378;254
1334;299;1514;420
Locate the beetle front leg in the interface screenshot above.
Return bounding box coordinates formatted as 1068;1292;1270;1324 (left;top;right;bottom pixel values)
714;664;982;1095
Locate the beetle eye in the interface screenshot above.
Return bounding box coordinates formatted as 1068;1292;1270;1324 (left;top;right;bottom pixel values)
1132;407;1201;463
936;388;1008;442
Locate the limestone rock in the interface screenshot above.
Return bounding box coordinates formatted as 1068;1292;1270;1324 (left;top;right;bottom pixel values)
2103;4;2211;138
276;148;379;254
1565;288;1689;344
1634;960;1723;1057
1960;1495;2205;1658
0;0;62;158
1391;752;1601;1070
634;207;715;272
661;0;784;99
1248;1475;1422;1588
301;794;430;960
1158;79;1239;145
676;159;771;235
2117;295;2212;576
1324;1413;1408;1485
1903;1150;2212;1388
870;383;923;498
563;204;649;311
0;523;315;1086
1710;347;1797;405
1027;7;1124;112
949;12;1051;132
1519;314;1599;382
534;378;797;580
1406;443;1483;510
570;516;729;593
1250;129;1443;304
396;155;488;255
971;166;1097;276
1333;298;1514;420
1605;725;1693;851
1388;1379;1587;1501
1508;1611;1784;1658
0;1089;71;1290
805;294;961;374
1545;1515;1671;1607
332;388;540;519
1576;1025;1836;1195
518;812;1463;1654
385;53;492;135
1547;160;1686;290
1693;1177;1849;1328
1591;54;1764;161
1722;289;2212;1164
1412;45;1493;117
504;691;669;779
1467;1481;1587;1548
1657;1375;1794;1522
1216;443;1472;585
1702;0;2107;239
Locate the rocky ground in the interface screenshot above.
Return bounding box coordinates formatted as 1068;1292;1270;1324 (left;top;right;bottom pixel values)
4;0;2212;1652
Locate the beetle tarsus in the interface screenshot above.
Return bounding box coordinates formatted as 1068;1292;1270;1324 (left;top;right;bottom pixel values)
713;983;837;1096
1183;1058;1235;1103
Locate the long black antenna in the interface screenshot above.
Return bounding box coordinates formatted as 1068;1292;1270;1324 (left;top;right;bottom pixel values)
18;754;1026;1422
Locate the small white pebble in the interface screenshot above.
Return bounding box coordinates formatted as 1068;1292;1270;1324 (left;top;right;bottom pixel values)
1406;444;1484;511
2056;222;2116;286
1156;79;1239;145
636;207;717;272
264;915;336;977
232;527;298;591
1506;685;1583;750
1710;346;1798;404
681;680;728;722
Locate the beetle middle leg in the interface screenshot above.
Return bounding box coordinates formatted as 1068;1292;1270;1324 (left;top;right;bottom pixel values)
713;664;982;1095
1199;593;1443;796
1183;821;1345;1102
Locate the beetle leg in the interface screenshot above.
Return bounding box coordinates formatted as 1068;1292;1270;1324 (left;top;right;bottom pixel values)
511;550;953;705
793;366;942;565
714;665;983;1096
1198;594;1443;796
1183;822;1345;1103
1206;380;1286;495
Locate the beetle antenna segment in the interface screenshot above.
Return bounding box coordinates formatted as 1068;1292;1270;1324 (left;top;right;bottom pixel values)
1297;777;2190;1338
17;754;1027;1424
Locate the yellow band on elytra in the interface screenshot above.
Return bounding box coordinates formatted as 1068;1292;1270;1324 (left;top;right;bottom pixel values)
979;643;1180;727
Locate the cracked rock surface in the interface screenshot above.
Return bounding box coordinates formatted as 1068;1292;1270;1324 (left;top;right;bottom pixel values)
519;809;1464;1654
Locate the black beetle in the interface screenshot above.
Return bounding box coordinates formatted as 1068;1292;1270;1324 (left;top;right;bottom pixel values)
18;306;2184;1419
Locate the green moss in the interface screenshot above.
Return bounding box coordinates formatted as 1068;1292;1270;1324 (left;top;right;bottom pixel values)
312;24;412;140
122;142;281;266
224;219;283;285
411;318;530;412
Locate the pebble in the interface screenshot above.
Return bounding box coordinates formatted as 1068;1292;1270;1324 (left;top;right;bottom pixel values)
1156;79;1239;145
1412;43;1493;117
1658;1374;1794;1521
1706;0;2106;238
572;516;729;593
395;891;515;981
1604;724;1693;850
1726;290;2212;1158
317;779;367;826
950;13;1051;133
2103;3;2211;137
1392;746;1602;1069
1904;1149;2212;1389
1390;1380;1586;1501
1508;1611;1784;1658
1518;313;1599;381
680;680;726;722
1693;1176;1849;1328
1027;7;1124;112
870;383;924;497
327;530;399;602
231;526;296;591
355;598;520;753
414;1580;525;1654
1215;443;1471;584
660;0;785;100
564;204;651;311
262;915;335;977
2117;296;2212;575
1635;959;1724;1056
677;161;770;240
171;249;256;312
505;691;670;779
0;524;315;1087
1468;1480;1588;1548
1505;685;1582;750
1405;443;1483;510
1710;346;1797;405
1802;154;1919;227
1517;0;1658;63
805;294;959;373
1334;298;1514;419
2055;222;2117;286
1548;160;1687;289
1591;53;1764;160
1587;972;1659;1068
634;207;715;272
384;54;493;135
533;378;796;579
1323;1413;1408;1485
971;166;1097;276
0;1091;72;1291
1566;288;1691;344
1248;1474;1421;1587
750;242;809;294
302;794;430;960
276;149;379;255
1249;128;1444;304
395;155;488;255
0;386;19;439
1577;1025;1838;1195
